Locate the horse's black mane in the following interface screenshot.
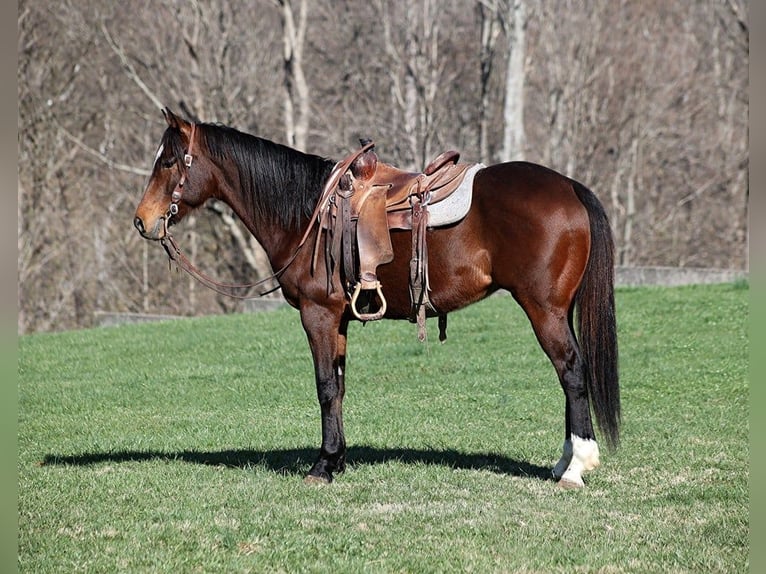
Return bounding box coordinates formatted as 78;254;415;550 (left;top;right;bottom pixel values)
162;122;335;230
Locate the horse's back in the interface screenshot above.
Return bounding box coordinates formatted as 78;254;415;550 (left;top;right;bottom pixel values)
473;161;590;222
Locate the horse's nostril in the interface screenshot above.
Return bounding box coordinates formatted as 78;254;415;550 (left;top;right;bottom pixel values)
134;217;145;233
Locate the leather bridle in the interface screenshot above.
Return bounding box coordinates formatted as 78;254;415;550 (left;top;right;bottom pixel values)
167;122;197;220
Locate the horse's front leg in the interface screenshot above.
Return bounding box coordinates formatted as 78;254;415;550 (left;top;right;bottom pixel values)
300;301;349;483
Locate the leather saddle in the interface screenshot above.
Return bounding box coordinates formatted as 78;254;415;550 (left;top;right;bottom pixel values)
347;144;472;269
318;140;477;338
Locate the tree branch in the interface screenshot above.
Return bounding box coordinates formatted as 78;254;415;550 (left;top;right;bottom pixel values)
101;21;165;111
56;121;151;176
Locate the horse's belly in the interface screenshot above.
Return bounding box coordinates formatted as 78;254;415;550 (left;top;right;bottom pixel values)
375;222;494;319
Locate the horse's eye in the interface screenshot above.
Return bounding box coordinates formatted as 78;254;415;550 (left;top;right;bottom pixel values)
161;157;177;169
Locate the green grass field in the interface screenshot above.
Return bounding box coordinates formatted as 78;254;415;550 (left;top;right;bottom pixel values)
18;283;748;573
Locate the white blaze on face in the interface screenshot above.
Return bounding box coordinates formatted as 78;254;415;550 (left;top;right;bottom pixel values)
153;143;164;169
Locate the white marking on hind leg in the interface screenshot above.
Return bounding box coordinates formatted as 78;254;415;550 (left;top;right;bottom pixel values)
556;435;600;488
552;439;573;481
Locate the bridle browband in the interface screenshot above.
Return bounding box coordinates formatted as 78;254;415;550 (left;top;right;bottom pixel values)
158;126;374;300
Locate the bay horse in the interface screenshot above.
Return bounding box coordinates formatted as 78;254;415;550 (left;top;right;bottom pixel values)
133;109;619;488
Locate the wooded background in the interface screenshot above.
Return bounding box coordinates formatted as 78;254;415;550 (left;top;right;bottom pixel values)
17;0;749;334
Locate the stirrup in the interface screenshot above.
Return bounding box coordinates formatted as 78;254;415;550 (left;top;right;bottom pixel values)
350;281;387;322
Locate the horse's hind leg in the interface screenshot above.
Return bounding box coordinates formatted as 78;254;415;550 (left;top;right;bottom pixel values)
522;303;600;488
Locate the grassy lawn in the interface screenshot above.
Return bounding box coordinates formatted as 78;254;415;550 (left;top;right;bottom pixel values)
18;283;748;572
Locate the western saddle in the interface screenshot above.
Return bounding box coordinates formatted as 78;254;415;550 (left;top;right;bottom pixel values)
313;140;477;341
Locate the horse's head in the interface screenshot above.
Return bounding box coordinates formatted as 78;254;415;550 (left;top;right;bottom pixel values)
133;108;212;240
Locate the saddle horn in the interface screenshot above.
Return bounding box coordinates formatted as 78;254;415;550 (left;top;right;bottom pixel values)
350;138;378;181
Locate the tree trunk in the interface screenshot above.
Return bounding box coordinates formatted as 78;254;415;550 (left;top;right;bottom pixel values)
403;1;419;169
279;0;310;151
478;1;500;164
501;0;526;162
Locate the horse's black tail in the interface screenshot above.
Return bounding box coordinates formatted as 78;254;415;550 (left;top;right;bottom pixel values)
572;180;620;449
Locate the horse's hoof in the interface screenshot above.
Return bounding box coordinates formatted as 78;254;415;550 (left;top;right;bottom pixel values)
557;477;584;490
304;474;331;485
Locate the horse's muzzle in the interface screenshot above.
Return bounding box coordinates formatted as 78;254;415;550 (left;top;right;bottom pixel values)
133;215;165;240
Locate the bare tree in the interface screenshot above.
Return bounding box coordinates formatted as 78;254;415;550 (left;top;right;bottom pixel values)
377;0;450;169
477;0;502;164
275;0;311;151
500;0;526;162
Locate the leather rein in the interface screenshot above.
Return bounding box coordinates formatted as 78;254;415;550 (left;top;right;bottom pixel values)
158;126;374;300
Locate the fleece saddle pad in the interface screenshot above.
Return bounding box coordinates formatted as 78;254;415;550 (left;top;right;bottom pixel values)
427;163;484;227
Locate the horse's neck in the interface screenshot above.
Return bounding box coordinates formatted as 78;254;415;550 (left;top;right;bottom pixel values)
215;175;318;273
251;215;310;271
202;129;329;270
217;188;303;269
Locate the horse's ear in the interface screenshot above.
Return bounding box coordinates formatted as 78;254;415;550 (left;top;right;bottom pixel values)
162;107;193;141
163;107;180;128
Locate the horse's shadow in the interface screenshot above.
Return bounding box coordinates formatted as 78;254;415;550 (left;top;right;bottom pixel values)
41;446;552;481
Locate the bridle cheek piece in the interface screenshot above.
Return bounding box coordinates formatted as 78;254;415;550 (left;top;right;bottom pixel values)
166;124;197;220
